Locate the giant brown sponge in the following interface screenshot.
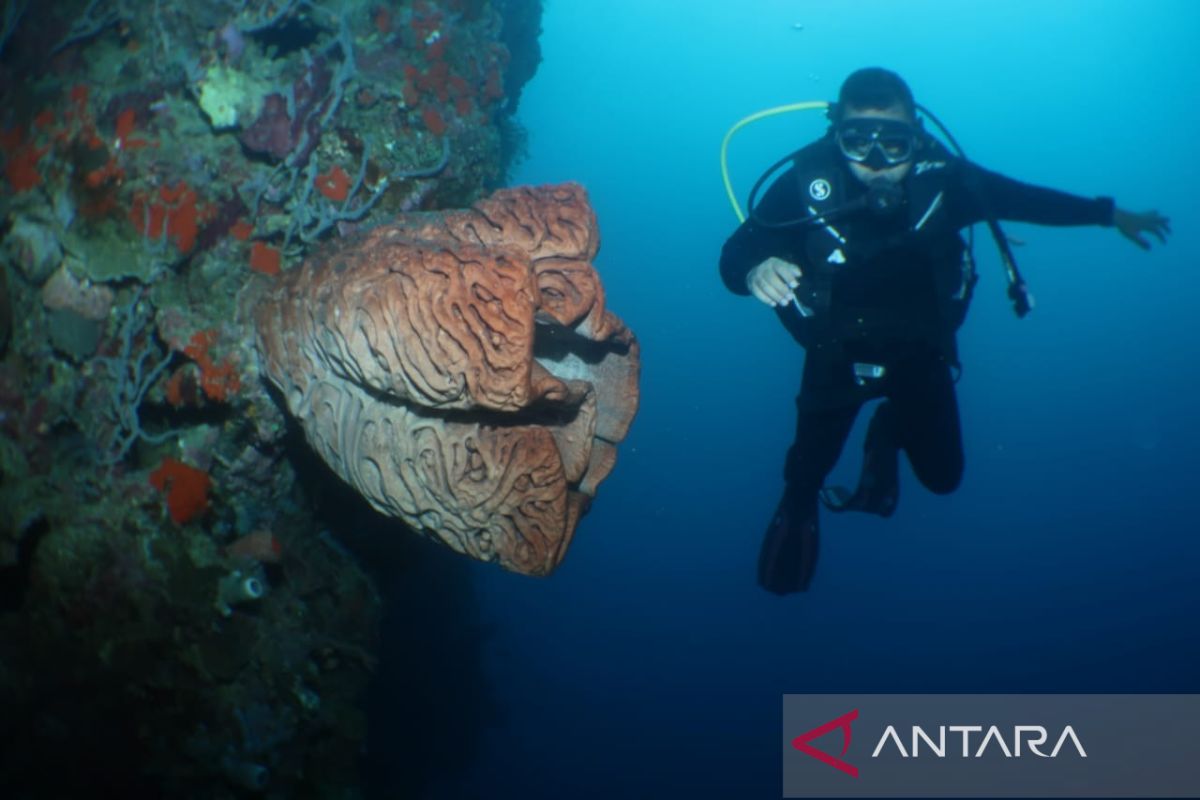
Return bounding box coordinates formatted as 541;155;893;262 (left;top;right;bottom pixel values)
254;184;639;576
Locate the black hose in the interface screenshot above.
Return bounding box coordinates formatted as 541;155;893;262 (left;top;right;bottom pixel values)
746;148;815;229
747;143;870;230
917;104;1033;317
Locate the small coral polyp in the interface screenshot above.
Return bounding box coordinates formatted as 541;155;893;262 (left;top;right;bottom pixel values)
196;64;270;130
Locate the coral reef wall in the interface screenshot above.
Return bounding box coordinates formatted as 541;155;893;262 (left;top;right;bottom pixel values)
0;0;544;796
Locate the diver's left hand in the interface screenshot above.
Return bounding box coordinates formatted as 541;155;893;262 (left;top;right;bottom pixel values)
1114;208;1171;250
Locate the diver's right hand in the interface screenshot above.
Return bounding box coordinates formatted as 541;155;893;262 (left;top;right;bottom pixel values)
747;257;803;307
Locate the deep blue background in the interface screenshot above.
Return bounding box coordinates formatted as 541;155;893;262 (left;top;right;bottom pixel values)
433;2;1199;797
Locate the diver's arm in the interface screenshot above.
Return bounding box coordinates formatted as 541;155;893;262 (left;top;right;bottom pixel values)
719;171;803;296
721;229;803;305
719;224;769;296
951;163;1170;249
950;162;1115;228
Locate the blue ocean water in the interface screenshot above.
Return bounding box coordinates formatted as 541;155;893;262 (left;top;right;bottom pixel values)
438;2;1200;796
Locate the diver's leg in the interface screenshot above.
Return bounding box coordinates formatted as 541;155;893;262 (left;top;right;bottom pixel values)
893;358;963;495
819;400;900;517
758;401;858;594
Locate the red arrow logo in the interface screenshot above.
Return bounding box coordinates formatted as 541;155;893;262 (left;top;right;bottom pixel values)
791;708;860;778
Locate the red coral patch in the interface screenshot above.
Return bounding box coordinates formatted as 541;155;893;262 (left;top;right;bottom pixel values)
249;242;282;276
149;458;211;525
314;165;350;202
421;106;447;136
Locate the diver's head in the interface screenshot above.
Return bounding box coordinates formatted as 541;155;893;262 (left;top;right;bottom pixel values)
832;68;919;185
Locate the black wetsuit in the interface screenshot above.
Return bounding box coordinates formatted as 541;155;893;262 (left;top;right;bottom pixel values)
719;133;1114;594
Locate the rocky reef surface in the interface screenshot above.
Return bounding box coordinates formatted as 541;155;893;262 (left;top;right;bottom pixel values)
0;1;547;796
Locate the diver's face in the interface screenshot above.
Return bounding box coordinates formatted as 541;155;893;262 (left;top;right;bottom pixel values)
840;104;916;185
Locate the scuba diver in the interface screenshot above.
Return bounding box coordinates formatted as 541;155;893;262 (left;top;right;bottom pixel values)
719;67;1171;595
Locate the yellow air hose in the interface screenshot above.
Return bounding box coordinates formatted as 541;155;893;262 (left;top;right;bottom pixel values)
720;101;830;223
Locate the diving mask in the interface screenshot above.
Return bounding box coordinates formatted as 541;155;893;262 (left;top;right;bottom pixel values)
836;118;917;168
